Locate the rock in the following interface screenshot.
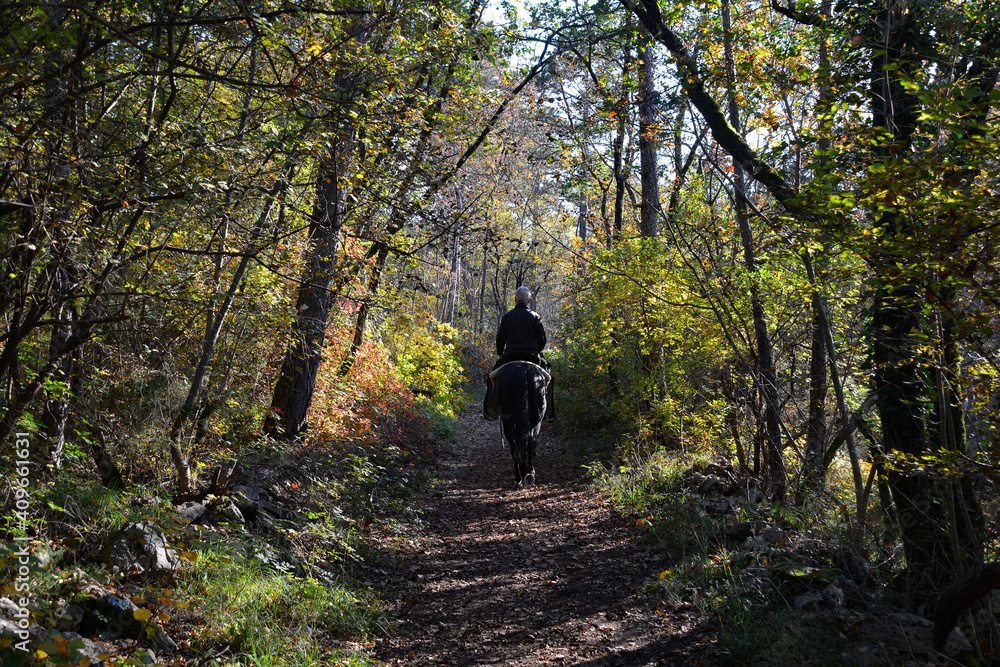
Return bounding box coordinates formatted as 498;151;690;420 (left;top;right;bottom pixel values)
0;597;20;619
701;496;733;515
260;499;298;520
0;619;46;640
848;557;870;583
230;491;261;522
175;501;208;523
864;611;972;660
54;602;84;631
725;521;769;542
942;626;973;657
888;611;931;627
79;579;114;599
232;484;265;502
795;591;824;611
154;629;178;653
137;648;158;664
822;584;845;609
685;471;707;490
102;521;180;578
82;594;140;639
60;633;112;664
759;526;788;545
30;545;52;569
735;487;766;504
699;475;721;495
769;561;826;593
212;497;245;524
834;551;870;584
0;618;22;638
837;577;861;599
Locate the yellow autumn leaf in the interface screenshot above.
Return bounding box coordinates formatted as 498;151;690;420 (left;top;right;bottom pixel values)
134;608;152;622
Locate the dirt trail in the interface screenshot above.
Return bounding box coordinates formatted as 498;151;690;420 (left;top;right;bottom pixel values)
373;412;718;666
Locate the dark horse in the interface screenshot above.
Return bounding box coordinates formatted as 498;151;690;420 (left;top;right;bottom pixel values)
489;361;548;486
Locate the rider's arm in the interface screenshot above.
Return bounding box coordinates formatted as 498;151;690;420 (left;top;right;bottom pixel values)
496;314;508;356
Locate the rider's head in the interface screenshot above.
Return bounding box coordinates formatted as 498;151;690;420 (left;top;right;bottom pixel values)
514;286;532;305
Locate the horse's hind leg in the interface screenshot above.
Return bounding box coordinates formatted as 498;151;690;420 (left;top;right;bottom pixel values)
521;437;535;486
510;446;522;486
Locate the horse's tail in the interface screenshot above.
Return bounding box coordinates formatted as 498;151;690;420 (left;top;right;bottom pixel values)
512;364;531;446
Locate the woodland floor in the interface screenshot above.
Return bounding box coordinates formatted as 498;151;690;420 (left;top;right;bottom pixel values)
370;412;719;666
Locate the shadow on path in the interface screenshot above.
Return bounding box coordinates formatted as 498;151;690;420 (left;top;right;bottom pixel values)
372;412;718;666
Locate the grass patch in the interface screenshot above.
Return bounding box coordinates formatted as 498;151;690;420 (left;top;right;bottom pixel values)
589;447;908;666
178;551;384;664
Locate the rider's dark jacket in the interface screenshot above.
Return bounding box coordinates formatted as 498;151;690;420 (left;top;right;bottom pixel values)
495;303;546;365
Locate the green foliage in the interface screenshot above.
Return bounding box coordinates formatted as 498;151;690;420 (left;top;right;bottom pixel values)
387;319;467;421
179;553;384;662
557;238;730;453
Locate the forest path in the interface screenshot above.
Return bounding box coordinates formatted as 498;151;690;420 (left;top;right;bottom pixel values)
372;411;718;666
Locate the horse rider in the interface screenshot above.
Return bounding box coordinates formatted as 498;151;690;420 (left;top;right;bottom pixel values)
483;286;556;422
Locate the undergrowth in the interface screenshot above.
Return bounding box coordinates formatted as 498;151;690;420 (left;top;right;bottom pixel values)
590;446;904;666
1;317;466;665
178;552;382;665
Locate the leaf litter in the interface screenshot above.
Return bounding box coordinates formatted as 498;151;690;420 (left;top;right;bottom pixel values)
372;412;719;666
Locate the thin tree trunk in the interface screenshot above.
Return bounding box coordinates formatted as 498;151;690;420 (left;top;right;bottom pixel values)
338;243;390;377
170;47;266;441
612;17;632;243
798;253;828;501
806;251;866;514
43;260;77;468
477;227;489;334
171;164;294;440
444;187;463;324
638;31;660;238
722;0;784;500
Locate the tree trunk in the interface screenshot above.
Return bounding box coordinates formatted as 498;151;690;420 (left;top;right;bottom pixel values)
338;243;389;377
637;32;659;238
721;0;784;500
172;162;293;440
43;250;78;469
265;132;354;440
867;0;968;600
798;270;828;501
444;189;463;325
611;17;631;243
478;227;489;334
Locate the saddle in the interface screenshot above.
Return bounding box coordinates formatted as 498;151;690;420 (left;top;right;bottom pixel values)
488;360;551;385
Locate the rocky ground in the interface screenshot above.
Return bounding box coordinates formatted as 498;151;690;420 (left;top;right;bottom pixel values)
371;412;719;666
